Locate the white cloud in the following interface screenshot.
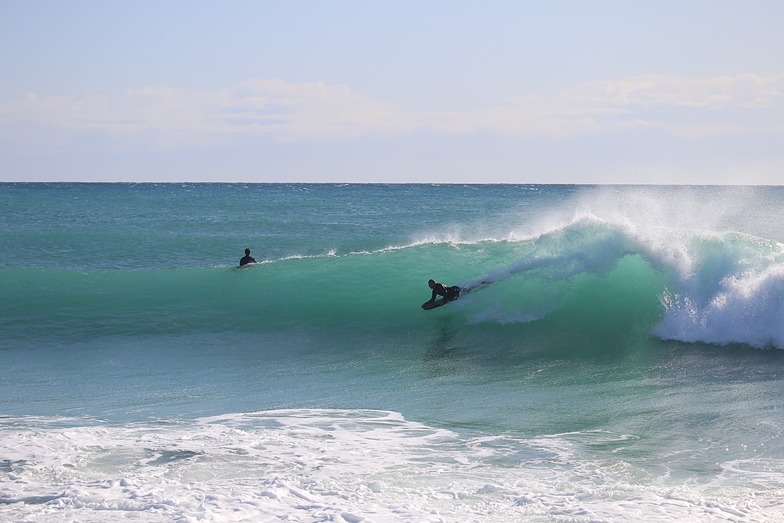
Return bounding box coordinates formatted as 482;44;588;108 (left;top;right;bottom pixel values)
562;73;784;110
1;73;782;146
215;80;410;139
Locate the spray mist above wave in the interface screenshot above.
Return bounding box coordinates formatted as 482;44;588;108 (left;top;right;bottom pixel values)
563;187;784;349
454;187;784;349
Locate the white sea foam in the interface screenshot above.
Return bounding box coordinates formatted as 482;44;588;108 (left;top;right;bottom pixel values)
654;259;784;348
2;410;783;522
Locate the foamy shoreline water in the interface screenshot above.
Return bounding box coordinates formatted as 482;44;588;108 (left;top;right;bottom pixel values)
3;410;783;522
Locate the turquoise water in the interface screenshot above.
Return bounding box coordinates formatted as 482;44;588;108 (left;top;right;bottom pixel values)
2;183;784;521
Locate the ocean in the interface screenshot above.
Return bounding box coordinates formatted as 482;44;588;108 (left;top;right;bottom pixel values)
1;183;784;522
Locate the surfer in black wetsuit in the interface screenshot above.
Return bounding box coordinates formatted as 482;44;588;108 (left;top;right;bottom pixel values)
426;279;461;304
239;248;256;266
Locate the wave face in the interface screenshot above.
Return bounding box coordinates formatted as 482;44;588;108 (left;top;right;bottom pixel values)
2;185;783;350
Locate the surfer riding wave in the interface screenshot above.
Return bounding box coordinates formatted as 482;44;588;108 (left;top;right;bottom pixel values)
422;279;461;309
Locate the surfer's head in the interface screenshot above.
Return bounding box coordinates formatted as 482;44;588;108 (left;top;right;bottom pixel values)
245;248;251;256
428;279;436;289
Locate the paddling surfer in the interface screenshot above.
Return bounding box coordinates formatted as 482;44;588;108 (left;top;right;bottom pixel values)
239;248;257;266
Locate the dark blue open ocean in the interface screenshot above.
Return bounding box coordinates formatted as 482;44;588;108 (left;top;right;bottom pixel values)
2;183;784;521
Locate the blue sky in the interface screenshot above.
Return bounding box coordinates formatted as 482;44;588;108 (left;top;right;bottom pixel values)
1;1;782;183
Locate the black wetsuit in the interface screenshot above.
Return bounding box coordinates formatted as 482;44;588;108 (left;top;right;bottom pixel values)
430;282;461;303
239;255;256;266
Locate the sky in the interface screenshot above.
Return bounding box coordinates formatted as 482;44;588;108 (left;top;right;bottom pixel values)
1;1;782;184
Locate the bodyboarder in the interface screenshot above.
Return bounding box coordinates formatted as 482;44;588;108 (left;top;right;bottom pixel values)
425;279;461;305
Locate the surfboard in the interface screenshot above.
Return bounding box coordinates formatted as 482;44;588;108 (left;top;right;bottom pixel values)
421;298;449;310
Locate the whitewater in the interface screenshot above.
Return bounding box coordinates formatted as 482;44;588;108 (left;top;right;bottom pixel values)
2;183;784;522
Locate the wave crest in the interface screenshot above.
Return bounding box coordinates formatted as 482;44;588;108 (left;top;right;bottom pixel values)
458;218;784;349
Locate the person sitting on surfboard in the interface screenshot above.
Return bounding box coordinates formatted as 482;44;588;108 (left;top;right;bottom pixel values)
426;279;461;305
239;248;257;266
